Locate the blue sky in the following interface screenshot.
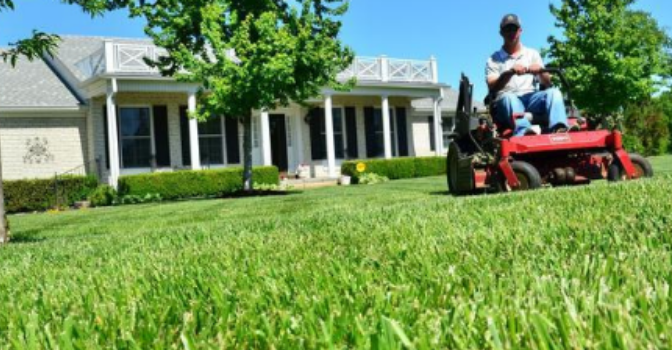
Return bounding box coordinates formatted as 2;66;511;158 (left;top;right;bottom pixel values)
1;0;670;100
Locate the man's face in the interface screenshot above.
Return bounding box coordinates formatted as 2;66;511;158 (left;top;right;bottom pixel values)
500;25;522;44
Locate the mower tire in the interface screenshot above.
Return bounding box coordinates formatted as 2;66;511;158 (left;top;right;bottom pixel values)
508;161;542;191
447;141;474;195
607;153;654;182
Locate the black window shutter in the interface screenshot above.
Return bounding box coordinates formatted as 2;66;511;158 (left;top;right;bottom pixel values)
179;106;191;166
428;116;436;152
310;108;326;160
225;117;241;164
345;107;358;159
152;105;171;167
364;107;377;158
103;105;110;169
396;107;408;157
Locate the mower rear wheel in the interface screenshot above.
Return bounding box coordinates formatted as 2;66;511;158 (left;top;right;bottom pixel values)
607;153;654;181
506;161;542;192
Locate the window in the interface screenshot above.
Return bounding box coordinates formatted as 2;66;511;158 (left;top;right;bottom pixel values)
198;117;224;166
120;107;152;168
319;108;345;159
442;115;455;151
429;115;455;152
311;107;350;160
374;108;397;157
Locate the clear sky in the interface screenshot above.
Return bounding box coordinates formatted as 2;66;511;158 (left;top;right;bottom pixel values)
1;0;670;100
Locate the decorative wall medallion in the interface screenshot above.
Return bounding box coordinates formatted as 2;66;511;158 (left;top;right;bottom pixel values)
24;137;55;164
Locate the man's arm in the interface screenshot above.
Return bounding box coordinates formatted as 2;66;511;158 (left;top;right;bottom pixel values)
487;64;527;95
528;50;552;87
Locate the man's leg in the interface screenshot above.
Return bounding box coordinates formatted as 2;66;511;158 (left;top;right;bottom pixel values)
526;88;568;131
496;93;530;136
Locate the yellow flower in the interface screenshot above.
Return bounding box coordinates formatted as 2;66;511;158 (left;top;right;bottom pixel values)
356;162;366;173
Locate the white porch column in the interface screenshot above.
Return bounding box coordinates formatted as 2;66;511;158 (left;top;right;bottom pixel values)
382;95;392;159
106;78;120;188
324;94;337;178
433;97;443;155
188;91;201;170
260;111;272;166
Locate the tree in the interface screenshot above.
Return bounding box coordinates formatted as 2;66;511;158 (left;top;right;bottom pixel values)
133;0;354;190
546;0;672;118
0;0;128;244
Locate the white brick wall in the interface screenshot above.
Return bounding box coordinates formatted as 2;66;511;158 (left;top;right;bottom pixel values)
0;114;88;180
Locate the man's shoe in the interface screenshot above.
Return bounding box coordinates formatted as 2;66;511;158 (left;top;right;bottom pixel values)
552;126;568;133
568;124;581;132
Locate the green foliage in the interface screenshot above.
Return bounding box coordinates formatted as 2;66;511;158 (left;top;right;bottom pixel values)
88;184;118;207
623;100;670;156
547;0;672;118
136;0;354;118
2;159;672;348
357;173;389;185
0;0;127;66
657;90;672;152
118;166;279;200
114;193;163;205
3;176;98;213
341;157;446;183
0;31;61;67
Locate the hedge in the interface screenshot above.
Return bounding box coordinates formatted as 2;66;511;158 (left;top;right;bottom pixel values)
118;166;279;200
4;175;98;213
341;157;446;183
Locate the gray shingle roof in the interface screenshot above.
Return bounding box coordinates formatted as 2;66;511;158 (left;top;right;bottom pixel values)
412;87;485;113
55;35;154;82
0;52;81;108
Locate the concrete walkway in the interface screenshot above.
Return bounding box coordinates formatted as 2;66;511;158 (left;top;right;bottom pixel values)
283;177;340;190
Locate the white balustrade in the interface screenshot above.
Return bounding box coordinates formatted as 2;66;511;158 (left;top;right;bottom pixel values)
79;41;438;84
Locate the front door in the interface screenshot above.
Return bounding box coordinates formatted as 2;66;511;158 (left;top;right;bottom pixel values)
269;114;288;172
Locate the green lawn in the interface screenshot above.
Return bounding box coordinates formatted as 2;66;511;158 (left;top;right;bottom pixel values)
2;155;672;349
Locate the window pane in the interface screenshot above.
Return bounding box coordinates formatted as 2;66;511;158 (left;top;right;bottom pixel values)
442;116;453;151
332;108;343;133
335;134;344;159
199;137;224;165
122;138;152;168
198;117;222;135
373;109;383;132
428;116;435;151
120;108;151;137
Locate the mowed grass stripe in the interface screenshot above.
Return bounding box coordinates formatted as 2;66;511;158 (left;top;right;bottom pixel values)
1;156;671;348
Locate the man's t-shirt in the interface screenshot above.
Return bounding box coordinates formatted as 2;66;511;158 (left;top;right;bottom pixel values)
486;45;544;101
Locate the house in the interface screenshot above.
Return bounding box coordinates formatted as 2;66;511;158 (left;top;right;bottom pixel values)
0;36;482;186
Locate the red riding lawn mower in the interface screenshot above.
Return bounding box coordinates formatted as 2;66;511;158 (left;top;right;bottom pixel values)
446;68;654;195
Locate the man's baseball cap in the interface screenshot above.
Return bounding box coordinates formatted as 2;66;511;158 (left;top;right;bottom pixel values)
500;14;521;29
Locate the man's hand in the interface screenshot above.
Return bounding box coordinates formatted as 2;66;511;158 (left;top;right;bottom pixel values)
511;64;527;75
528;64;543;75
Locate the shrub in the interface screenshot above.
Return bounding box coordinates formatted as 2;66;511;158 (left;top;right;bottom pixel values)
623;101;670;156
358;173;389;185
342;157;445;183
114;193;162;205
3;175;98;213
88;185;118;207
118;166;279;200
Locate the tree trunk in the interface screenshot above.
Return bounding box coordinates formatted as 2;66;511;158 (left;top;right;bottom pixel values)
0;136;8;245
242;112;253;191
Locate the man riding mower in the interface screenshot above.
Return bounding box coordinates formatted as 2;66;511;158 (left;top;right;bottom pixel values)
445;14;653;195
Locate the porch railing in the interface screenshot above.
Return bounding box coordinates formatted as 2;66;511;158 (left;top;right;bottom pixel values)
76;41;439;84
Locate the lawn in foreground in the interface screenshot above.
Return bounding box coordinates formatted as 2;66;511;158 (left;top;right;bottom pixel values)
2;156;672;348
